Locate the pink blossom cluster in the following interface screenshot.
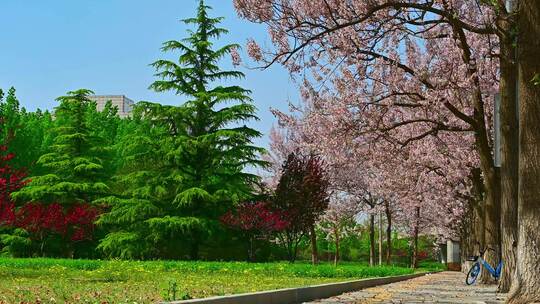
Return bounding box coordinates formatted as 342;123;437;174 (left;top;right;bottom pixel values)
244;0;500;239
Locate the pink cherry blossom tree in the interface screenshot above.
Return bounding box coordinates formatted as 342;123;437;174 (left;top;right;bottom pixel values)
234;0;521;287
318;194;360;265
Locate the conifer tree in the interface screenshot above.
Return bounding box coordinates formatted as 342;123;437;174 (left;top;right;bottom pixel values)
14;89;110;204
12;89;108;256
98;0;266;259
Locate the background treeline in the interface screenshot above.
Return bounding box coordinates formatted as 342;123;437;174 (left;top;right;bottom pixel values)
0;87;437;264
0;1;438;266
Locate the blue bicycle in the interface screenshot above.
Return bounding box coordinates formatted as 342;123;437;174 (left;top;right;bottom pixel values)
466;246;503;285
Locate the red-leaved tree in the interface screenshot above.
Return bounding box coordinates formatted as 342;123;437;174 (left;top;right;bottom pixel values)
15;203;100;242
1;122;100;257
221;201;288;261
273;152;330;263
0;145;26;227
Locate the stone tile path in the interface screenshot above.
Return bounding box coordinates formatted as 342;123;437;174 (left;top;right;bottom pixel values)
307;271;507;304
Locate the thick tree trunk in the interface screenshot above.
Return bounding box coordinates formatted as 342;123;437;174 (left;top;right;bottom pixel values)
460;206;479;271
369;214;375;266
378;211;383;265
475;119;500;285
477;144;500;284
476;203;486;257
310;225;318;265
507;1;540;301
384;201;392;265
499;34;519;293
461;169;485;271
473;108;501;285
481;187;501;284
450;19;501;284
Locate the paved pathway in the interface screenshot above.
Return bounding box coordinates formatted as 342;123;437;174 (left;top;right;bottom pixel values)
307;271;507;304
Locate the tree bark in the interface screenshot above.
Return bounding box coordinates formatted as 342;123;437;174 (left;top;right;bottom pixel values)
310;225;318;265
247;236;255;262
481;185;501;284
474;120;500;285
471;81;501;286
449;19;501;284
384;201;392;265
189;241;199;260
498;26;519;293
378;211;383;265
369;214;375;266
334;231;340;266
411;207;420;269
507;1;540;301
460;168;485;271
460;205;478;271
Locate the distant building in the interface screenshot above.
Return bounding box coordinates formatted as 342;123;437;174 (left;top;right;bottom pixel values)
89;95;135;118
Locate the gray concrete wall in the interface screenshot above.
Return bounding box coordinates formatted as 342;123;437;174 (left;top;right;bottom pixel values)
447;240;460;264
447;240;461;271
163;273;431;304
89;95;134;118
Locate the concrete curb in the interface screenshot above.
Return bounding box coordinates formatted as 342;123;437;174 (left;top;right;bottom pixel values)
163;272;434;304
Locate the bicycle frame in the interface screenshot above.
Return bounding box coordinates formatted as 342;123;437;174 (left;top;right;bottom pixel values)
466;245;504;285
477;256;503;278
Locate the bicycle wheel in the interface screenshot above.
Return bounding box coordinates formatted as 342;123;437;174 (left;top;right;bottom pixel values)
466;263;481;285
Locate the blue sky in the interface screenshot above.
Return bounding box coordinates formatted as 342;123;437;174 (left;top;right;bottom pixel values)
0;0;298;148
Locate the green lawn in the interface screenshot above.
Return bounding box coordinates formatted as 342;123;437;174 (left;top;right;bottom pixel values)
0;258;441;303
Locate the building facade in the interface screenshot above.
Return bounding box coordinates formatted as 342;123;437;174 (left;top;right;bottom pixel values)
89;95;135;118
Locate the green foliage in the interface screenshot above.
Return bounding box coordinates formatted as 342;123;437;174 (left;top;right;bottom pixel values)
0;229;31;257
5;90;120;258
479;0;500;9
299;224;439;267
99;0;266;259
273;152;330;262
13;90;112;206
417;260;446;272
531;73;540;86
0;257;422;280
162;280;193;301
0;87;54;173
0;257;422;303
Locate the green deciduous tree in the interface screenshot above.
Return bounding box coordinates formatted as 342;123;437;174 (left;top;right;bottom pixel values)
98;0;266;260
0;87;54;174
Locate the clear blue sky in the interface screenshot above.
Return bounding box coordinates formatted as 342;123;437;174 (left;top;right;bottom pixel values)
0;0;297;148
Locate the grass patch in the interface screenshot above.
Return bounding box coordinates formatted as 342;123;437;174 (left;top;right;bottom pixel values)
0;258;434;303
417;260;446;272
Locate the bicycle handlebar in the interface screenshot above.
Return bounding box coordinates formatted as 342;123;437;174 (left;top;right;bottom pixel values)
474;241;497;256
479;247;498;258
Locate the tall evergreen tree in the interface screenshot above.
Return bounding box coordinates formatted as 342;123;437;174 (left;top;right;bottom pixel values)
86;100;122;178
98;0;266;259
12;89;109;256
13;89;110;205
